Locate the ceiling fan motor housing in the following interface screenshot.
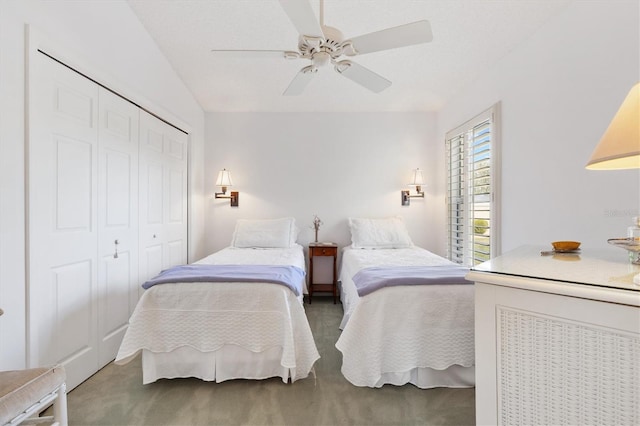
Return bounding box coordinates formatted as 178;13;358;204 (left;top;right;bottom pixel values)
298;25;345;62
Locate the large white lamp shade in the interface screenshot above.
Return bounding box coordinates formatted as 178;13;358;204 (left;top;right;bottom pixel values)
586;83;640;170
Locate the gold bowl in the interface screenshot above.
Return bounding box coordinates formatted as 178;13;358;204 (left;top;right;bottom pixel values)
551;241;581;251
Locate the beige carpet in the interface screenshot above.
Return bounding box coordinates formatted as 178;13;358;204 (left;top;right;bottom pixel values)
64;297;475;425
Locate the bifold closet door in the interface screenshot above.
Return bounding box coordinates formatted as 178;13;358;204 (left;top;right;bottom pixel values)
97;87;140;368
138;110;188;287
28;52;100;390
29;51;188;390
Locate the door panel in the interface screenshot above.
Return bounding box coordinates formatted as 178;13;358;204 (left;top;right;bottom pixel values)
28;52;99;390
54;83;94;127
139;111;188;287
97;87;139;367
105;152;131;226
163;124;188;267
145;162;164;225
168;240;184;268
54;137;93;230
54;261;92;361
169;168;184;223
167;135;185;160
142;245;163;282
102;252;131;335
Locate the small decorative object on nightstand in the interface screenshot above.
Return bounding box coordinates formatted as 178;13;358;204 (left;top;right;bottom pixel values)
311;214;323;242
308;242;338;304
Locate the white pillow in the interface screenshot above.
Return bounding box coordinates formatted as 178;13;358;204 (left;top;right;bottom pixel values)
349;216;413;249
231;217;297;248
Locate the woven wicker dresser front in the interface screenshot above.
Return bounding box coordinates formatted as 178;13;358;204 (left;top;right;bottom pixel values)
469;246;640;426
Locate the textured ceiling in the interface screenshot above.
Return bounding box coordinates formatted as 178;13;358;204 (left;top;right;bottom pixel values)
127;0;572;112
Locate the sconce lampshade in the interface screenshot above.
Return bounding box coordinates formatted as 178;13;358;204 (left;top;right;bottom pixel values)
586;83;640;170
408;168;425;186
215;169;233;187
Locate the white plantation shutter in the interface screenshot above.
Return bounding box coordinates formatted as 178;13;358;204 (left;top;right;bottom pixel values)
447;134;465;264
446;105;500;266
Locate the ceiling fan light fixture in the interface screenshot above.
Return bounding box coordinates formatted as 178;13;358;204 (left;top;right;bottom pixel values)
312;51;331;67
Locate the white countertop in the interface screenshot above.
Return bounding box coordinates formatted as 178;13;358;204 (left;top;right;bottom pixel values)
468;246;640;303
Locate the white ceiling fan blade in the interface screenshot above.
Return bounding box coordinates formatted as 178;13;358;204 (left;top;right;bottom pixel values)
278;0;324;39
211;50;299;59
347;20;433;55
334;60;391;93
283;66;317;96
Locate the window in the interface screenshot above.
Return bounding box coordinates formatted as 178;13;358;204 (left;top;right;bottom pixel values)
446;105;500;266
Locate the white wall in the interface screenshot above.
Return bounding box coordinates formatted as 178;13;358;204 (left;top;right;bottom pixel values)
0;0;205;369
205;112;436;255
436;0;640;255
3;0;636;369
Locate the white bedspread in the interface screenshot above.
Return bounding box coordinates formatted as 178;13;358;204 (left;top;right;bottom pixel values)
336;246;475;388
115;245;319;383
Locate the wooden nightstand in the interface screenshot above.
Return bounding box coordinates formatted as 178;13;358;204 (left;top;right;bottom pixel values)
308;243;338;304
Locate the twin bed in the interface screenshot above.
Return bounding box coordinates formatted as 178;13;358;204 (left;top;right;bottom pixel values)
336;217;475;389
115;216;475;389
115;218;319;383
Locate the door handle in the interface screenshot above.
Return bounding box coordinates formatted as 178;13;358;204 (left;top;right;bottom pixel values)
0;308;4;316
114;239;119;259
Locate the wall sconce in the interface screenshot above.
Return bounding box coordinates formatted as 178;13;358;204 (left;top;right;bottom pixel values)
214;168;239;207
401;168;425;206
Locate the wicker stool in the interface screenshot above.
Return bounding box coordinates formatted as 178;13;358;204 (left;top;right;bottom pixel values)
0;365;67;426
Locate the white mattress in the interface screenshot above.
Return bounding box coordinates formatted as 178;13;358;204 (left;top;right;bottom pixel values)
336;246;475;388
115;244;319;384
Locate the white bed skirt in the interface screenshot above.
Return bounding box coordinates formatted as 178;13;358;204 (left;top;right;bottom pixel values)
141;345;304;384
368;365;475;389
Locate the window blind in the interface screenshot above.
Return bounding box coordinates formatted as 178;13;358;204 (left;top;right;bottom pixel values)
447;134;465;264
446;106;499;266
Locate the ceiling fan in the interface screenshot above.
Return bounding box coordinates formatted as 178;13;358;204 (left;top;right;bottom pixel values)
211;0;433;95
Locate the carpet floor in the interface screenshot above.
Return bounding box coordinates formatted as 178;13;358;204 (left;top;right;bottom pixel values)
63;296;475;425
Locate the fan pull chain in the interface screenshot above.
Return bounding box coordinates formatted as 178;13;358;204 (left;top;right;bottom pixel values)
319;0;324;27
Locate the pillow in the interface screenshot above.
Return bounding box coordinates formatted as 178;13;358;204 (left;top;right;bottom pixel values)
231;217;297;248
348;216;413;249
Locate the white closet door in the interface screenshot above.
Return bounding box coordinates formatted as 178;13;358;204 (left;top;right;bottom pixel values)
28;52;99;390
97;87;139;367
138;110;188;287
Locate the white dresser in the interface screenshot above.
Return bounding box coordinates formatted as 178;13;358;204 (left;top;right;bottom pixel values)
468;246;640;425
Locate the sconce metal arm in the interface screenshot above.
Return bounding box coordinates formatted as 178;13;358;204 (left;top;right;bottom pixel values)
409;185;425;198
214;189;239;207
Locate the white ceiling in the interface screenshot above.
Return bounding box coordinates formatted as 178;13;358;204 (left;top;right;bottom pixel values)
127;0;572;112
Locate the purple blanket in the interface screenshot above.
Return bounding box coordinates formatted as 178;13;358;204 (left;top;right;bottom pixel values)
142;264;305;296
352;265;471;297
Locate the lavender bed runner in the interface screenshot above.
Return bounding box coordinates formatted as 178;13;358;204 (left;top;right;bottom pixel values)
352;265;471;297
142;264;305;296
